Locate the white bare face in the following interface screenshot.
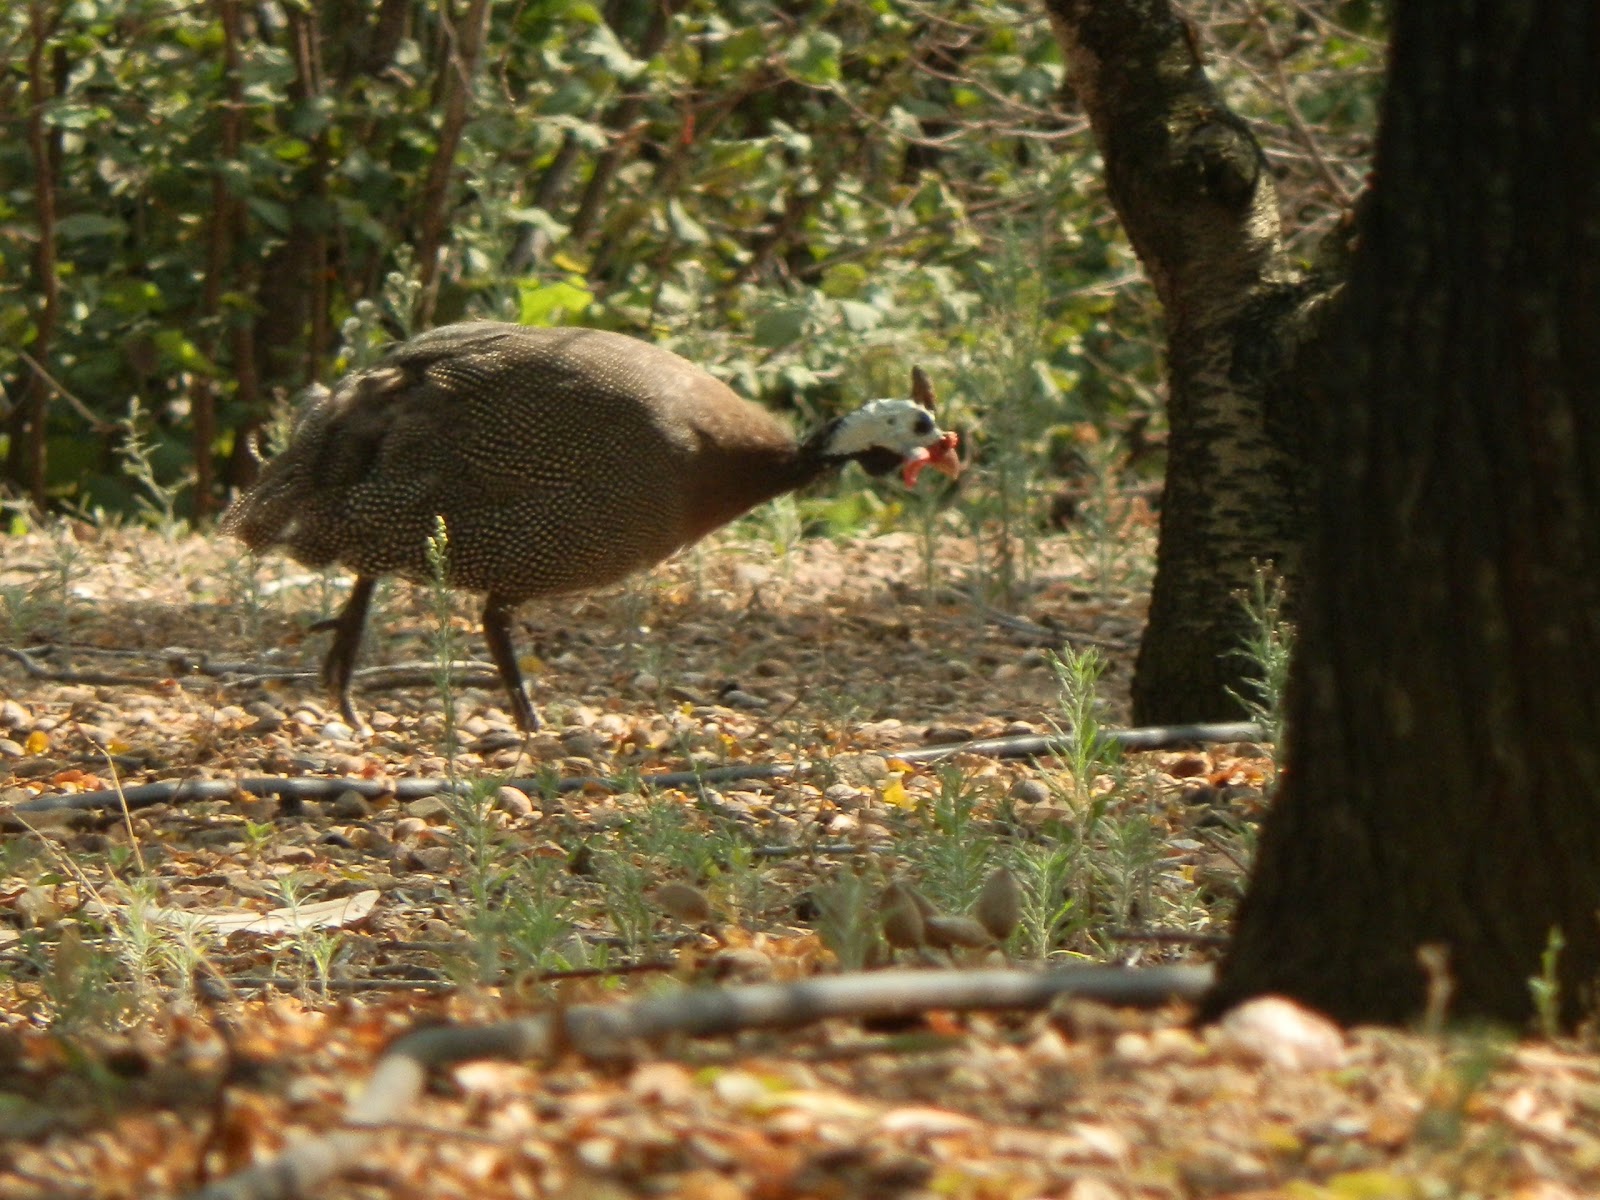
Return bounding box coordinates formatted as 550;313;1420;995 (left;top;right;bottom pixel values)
823;399;943;458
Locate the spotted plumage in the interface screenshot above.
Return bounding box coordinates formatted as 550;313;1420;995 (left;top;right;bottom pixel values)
221;321;962;731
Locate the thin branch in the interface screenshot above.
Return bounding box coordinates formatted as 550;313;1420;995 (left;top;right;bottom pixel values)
1241;3;1355;205
13;349;114;433
182;962;1214;1200
412;0;493;325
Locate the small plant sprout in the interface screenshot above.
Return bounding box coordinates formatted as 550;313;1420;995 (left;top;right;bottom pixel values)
1046;643;1119;810
1228;562;1295;755
813;873;882;971
425;516;460;758
116;396;191;537
1065;433;1150;604
1530;926;1566;1039
1010;842;1082;960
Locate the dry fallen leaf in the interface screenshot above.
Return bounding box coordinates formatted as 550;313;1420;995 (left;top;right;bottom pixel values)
114;889;382;936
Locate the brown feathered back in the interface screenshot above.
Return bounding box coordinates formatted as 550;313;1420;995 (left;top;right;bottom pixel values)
221;323;810;599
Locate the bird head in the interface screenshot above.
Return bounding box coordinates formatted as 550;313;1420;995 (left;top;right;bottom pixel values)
813;367;963;485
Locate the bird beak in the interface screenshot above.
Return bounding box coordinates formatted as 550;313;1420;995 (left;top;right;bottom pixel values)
901;430;962;486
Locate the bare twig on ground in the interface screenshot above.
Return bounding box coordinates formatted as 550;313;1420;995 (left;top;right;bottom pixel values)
183;963;1213;1200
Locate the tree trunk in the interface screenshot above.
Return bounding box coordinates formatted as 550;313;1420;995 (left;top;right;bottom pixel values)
1205;0;1600;1027
6;2;63;509
412;0;493;327
1044;0;1322;724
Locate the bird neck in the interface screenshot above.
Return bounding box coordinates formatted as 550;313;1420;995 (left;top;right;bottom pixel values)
680;440;836;542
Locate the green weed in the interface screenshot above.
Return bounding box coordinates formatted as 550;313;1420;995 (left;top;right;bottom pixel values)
1228;562;1295;754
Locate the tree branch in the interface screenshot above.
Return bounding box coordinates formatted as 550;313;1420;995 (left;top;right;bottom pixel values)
182;963;1213;1200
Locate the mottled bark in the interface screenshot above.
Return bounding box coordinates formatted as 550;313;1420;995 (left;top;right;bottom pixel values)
1044;0;1324;723
1206;0;1600;1026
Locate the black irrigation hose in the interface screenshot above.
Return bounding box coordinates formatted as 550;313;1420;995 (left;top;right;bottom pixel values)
6;721;1265;822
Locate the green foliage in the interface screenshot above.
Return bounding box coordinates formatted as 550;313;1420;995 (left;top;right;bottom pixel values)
1045;644;1119;809
1228;563;1296;753
1529;927;1566;1040
1;0;1381;517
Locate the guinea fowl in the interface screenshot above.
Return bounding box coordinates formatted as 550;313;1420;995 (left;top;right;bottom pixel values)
221;322;962;732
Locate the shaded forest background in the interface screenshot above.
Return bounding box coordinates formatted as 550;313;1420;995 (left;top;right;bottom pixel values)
1;0;1381;528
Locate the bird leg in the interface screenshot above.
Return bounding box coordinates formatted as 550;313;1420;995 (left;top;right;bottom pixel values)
481;593;540;732
311;575;376;729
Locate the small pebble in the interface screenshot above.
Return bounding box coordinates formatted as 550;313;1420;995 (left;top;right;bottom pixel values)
468;730;523;755
352;828;397;857
709;946;775;983
244;699;285;723
652;882;715;924
405;796;450;821
559;729;602;759
495;786;534;818
409;845;454;873
11;758;63;780
525;734;564;760
831;753;890;786
923;724;975;745
824;783;867;809
1008;777;1051;806
330;790;371;820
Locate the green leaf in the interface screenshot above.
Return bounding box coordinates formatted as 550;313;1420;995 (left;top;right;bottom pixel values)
102;279;164;316
518;278;593;327
778;362;821;391
55;214;126;242
246;196;291;233
785;31;842;87
581;24;645;77
45;103;110;131
665;199;708;245
753;305;807;349
837;299;881;333
271;137;313;163
152;329;218;376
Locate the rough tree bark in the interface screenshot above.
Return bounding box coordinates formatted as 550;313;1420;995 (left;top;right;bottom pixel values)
1205;0;1600;1026
1043;0;1325;724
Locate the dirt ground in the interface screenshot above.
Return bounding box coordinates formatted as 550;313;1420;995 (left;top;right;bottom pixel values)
2;518;1597;1199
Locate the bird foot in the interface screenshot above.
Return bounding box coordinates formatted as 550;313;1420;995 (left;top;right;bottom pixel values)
510;689;541;734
